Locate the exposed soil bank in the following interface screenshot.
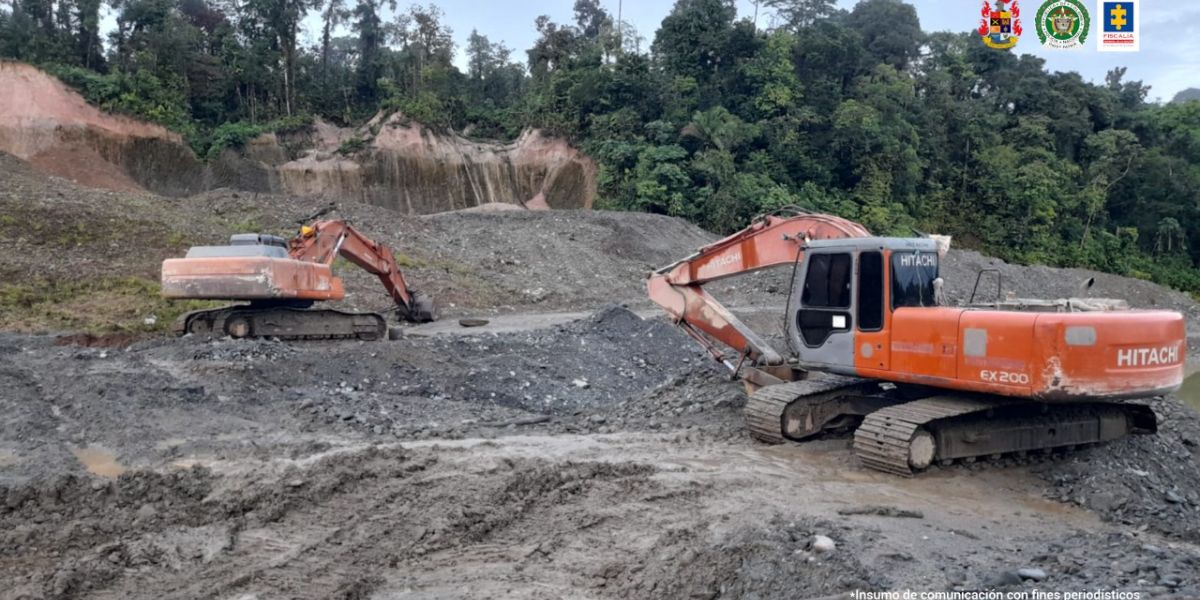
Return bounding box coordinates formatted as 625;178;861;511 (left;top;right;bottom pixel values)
0;63;594;213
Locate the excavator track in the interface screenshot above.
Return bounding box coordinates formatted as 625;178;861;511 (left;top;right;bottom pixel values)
853;397;1158;476
175;305;387;341
745;375;892;443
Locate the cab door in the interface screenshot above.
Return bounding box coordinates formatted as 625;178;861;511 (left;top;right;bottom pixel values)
854;250;891;373
792;251;857;375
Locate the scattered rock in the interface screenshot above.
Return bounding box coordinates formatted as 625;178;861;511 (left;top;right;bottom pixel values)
811;535;836;554
135;503;157;520
983;570;1023;587
1018;568;1048;582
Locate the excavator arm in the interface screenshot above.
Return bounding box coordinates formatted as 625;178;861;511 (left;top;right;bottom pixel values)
647;209;870;367
290;220;435;322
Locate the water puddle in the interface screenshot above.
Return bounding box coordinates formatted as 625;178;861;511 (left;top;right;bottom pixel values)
1182;368;1200;413
71;445;127;478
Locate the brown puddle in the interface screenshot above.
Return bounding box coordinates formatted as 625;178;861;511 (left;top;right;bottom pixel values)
1180;362;1200;415
1182;367;1200;413
71;445;127;477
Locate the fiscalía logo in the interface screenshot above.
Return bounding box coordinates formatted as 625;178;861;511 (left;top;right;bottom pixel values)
1036;0;1090;49
1098;0;1139;52
979;0;1022;49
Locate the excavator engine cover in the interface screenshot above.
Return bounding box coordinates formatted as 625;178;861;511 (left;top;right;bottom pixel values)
162;237;346;302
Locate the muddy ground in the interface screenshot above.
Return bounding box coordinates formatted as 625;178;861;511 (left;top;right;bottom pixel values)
3;306;1199;600
2;158;1200;599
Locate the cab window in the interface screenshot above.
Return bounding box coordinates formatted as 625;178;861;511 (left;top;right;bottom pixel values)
802;253;852;308
858;251;884;330
891;251;938;309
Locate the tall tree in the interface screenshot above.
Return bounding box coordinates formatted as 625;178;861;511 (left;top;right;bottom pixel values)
74;0;102;68
652;0;736;86
243;0;312;116
320;0;348;76
352;0;394;101
573;0;610;40
764;0;836;30
846;0;922;71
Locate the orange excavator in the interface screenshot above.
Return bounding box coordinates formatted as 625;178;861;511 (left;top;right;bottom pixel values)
649;209;1186;474
161;220;435;340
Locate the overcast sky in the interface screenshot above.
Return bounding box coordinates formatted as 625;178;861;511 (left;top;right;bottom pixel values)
291;0;1195;103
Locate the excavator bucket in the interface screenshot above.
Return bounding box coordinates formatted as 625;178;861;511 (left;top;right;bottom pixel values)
406;291;437;323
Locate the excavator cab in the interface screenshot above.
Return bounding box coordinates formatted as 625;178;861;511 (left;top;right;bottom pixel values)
785;238;940;376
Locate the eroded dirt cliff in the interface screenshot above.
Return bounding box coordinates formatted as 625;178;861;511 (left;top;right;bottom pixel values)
0;62;594;212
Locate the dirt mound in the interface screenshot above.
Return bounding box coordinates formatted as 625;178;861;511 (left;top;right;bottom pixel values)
280;306;736;439
107;306;739;444
437;201;532;214
1035;397;1200;543
0;307;743;482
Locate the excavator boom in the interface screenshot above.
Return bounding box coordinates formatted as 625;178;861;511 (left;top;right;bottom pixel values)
288;220;422;317
647;209;870;365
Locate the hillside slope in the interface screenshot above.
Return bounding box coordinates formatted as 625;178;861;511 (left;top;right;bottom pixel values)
3;148;1197;350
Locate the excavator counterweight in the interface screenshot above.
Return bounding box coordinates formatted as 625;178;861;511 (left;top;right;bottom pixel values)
649;208;1186;475
162;221;435;340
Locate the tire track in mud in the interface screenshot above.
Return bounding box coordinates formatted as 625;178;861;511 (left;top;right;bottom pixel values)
0;446;709;599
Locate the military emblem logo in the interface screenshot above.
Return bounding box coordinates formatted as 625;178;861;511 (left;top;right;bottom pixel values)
1035;0;1090;49
979;0;1022;49
1098;0;1139;52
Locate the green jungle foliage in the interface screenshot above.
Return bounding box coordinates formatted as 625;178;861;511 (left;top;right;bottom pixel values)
1;0;1198;291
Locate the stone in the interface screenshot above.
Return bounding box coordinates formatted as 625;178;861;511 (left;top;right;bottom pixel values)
983;571;1023;587
1018;568;1048;582
135;503;157;520
811;535;836;553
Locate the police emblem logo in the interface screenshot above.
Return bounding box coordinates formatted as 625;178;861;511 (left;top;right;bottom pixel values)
1098;0;1139;52
978;0;1022;49
1035;0;1090;49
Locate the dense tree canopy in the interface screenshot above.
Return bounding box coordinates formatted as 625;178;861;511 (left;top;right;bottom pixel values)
1;0;1198;292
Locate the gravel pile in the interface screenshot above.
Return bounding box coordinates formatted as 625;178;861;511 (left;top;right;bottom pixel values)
272;306;743;440
966;529;1200;595
1035;397;1200;543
